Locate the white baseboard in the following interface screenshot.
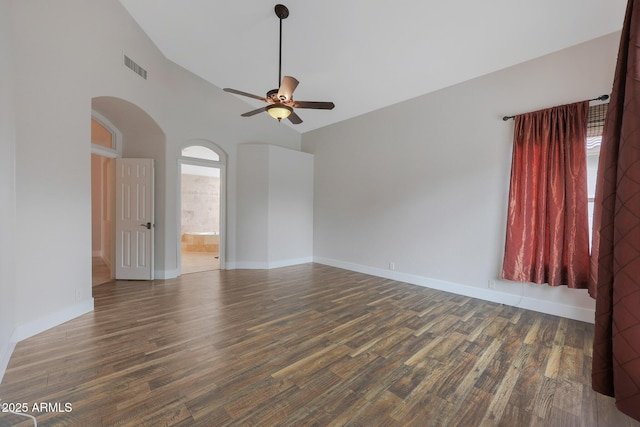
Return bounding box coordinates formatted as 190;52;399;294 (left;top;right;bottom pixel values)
314;257;595;324
1;300;94;383
268;257;314;269
228;261;268;269
11;299;95;343
155;268;179;280
0;336;16;385
229;257;313;270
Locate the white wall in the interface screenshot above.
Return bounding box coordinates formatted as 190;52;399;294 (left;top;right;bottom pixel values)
236;144;314;268
7;0;301;348
0;0;17;380
303;32;621;323
268;145;314;265
236;144;270;266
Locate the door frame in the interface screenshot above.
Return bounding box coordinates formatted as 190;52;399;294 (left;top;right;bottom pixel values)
177;143;227;273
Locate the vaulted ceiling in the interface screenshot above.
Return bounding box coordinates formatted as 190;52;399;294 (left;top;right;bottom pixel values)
120;1;627;133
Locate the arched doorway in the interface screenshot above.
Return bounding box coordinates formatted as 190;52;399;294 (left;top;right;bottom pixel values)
178;141;227;274
91;96;166;284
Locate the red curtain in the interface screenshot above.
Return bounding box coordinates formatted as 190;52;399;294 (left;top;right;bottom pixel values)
591;0;640;421
501;101;590;288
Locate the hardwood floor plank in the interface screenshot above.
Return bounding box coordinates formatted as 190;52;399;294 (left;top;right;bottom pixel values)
595;392;640;427
551;379;584;419
558;345;585;383
271;344;351;382
434;351;477;400
1;263;639;426
222;376;295;419
404;336;446;366
336;389;402;426
498;403;533;427
450;337;502;404
448;386;493;426
545;344;563;379
481;324;533;423
547;405;581;427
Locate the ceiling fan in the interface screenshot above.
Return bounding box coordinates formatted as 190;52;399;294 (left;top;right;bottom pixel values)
223;4;335;124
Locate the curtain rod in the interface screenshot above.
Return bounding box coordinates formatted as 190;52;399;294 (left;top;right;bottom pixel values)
502;94;610;121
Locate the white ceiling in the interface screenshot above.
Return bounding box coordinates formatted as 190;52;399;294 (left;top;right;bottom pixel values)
120;0;627;133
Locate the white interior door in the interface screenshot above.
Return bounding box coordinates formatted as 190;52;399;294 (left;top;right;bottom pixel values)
115;158;154;280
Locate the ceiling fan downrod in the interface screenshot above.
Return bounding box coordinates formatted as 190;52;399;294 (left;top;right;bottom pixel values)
275;4;289;88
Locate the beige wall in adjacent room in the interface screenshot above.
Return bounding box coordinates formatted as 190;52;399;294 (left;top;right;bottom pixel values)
91;154;102;254
181;174;220;234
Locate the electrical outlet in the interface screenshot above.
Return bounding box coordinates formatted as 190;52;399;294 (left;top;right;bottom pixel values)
389;262;395;271
488;280;496;289
75;289;82;301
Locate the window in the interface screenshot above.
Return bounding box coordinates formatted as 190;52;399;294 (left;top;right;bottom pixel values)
91;112;122;157
586;102;608;244
91;119;114;149
181;146;219;162
501;101;591;288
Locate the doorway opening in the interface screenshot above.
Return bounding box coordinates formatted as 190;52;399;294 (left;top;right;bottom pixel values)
91;96;166;282
91;116;118;286
91;153;115;285
179;144;226;274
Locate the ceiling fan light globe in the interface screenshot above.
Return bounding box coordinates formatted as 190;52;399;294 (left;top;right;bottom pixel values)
267;104;293;121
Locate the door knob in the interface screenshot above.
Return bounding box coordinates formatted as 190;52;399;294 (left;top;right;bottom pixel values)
140;222;152;229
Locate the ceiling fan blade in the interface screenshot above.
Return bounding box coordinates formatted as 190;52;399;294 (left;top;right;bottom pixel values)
223;88;268;102
241;106;268;117
277;76;299;101
291;101;335;110
288;111;303;124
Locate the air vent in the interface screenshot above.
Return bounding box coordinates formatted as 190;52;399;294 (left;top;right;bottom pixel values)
124;55;147;80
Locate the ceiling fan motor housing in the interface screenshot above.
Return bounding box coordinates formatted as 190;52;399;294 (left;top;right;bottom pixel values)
267;89;280;101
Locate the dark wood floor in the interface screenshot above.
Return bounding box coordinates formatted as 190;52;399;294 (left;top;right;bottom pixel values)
1;263;638;426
